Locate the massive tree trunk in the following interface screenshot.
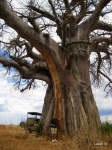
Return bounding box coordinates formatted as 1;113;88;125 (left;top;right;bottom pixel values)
39;18;101;135
41;50;101;135
39;19;102;136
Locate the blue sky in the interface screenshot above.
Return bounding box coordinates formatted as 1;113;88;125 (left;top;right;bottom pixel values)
99;108;112;116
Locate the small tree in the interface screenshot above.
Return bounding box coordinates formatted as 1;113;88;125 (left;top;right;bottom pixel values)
99;121;112;141
0;0;112;135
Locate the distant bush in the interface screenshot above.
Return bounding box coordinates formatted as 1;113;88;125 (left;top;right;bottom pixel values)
99;121;112;135
19;121;26;128
35;122;43;135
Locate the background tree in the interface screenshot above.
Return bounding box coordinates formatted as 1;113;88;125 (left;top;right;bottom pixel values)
0;0;112;136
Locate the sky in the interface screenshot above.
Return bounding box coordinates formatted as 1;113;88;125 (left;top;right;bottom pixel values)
92;86;112;123
0;78;46;125
0;76;112;125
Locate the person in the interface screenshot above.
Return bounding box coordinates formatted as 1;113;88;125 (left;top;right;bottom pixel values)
51;115;58;142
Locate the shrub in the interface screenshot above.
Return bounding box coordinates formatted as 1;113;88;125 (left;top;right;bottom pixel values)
19;121;26;128
35;122;43;135
99;121;112;135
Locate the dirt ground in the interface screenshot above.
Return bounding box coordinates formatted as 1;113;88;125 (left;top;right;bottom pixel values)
0;125;112;150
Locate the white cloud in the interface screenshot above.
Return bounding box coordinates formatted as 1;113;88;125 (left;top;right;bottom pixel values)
100;115;112;123
0;112;24;125
92;86;112;110
0;78;46;124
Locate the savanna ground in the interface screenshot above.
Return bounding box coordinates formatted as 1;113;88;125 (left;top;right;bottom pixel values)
0;124;112;150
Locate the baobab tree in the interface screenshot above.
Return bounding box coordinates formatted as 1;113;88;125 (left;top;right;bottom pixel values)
0;0;112;135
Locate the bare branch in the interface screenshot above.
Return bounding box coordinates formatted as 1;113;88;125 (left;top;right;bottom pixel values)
94;21;112;32
70;0;81;7
48;0;57;17
82;0;111;33
90;36;112;45
0;55;23;71
99;70;112;83
0;0;62;66
28;18;40;32
27;5;55;21
75;1;86;23
63;0;71;12
25;42;45;62
20;79;34;92
0;55;50;83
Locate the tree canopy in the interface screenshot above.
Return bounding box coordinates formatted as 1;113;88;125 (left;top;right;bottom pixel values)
0;0;112;94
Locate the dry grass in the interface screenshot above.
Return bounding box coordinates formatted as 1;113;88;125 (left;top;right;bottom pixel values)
0;125;112;150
